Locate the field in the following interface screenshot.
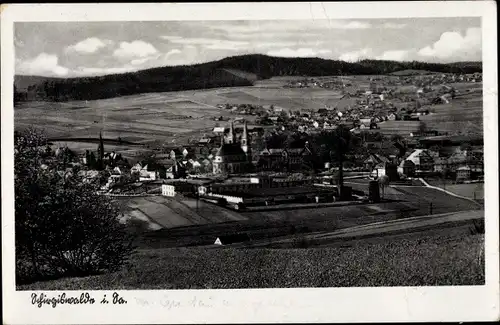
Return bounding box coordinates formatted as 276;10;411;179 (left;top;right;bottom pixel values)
18;232;484;290
15;75;483;148
424;179;484;200
420;89;483;134
117;196;248;231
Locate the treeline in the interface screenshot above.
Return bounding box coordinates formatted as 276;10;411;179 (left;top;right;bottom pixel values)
14;54;482;103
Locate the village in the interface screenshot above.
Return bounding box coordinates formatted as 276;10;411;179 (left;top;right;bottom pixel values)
42;72;484;223
11;13;492;295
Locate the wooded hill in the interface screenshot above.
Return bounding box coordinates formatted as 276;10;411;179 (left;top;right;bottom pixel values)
14;54;482;103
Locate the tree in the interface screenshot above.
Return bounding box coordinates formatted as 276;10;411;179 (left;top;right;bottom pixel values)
460;142;472;152
392;134;407;161
378;174;390;198
15;128;134;283
279;110;290;123
318;126;353;198
418;122;428;134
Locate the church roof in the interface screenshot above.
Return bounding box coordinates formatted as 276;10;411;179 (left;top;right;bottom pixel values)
216;143;246;157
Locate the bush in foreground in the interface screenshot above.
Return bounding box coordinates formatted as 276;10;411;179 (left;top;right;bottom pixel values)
15;128;135;284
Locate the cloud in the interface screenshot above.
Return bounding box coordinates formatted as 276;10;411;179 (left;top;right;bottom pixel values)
130;49;183;66
113;40;159;59
340;21;371;29
339;48;373;62
159;35;183;41
267;48;332;58
160;36;249;51
17;53;69;76
376;50;409;61
382;22;407;29
66;37;113;54
418;27;481;60
212;20;371;36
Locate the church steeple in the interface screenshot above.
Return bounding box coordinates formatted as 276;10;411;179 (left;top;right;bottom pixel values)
241;120;251;162
228;120;235;144
98;131;104;161
96;131;105;170
241;120;248;150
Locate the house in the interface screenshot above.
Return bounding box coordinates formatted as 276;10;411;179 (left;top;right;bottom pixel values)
416;108;430;116
161;184;176;197
363;153;390;171
139;165;158;181
398;160;416;177
112;166;122;175
130;163;142;175
77;170;100;183
433;157;448;173
456;166;472;182
405;149;434;171
258;148;287;171
269;116;279;123
447;147;484;173
359;118;371;126
170;149;184;161
387;113;399;121
213;126;226;134
371;162;398;181
198;137;212;145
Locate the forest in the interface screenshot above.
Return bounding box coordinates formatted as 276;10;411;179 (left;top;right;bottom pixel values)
14;54;482;103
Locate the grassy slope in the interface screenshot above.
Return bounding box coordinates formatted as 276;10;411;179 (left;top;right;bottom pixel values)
424;179;484;200
19;232;484;290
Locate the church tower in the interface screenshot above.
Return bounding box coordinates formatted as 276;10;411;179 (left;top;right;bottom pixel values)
98;131;105;161
227;120;235;144
241;120;251;159
97;131;105;170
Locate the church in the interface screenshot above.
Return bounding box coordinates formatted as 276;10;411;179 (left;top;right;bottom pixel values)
213;120;253;174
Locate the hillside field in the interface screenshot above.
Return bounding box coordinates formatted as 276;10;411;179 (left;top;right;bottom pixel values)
18;232;484;290
15;76;483;150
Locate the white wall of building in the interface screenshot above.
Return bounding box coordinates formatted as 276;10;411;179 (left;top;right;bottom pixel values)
208;193;244;204
162;184;176;197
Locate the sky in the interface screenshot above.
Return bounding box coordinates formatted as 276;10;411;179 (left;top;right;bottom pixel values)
14;18;482;77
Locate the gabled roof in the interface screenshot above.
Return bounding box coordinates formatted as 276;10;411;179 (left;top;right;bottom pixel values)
216;143;246;157
399;160;415;167
364;153;390;164
269;148;285;155
406;149;433;161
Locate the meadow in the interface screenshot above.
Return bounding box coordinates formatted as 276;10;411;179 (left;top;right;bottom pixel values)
15;75;483;154
18;232;484;290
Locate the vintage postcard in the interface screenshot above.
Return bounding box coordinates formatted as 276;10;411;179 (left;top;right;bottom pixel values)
2;2;499;323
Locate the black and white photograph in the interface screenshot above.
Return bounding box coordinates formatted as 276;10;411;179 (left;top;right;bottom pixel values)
2;2;499;324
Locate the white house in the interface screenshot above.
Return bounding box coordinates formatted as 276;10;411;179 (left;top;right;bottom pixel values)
112;166;122;175
131;163;142;174
162;184;176;197
213;126;225;134
139;165;158;181
405;149;435;171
